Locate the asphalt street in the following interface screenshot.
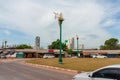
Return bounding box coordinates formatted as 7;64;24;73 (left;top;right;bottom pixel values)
0;60;73;80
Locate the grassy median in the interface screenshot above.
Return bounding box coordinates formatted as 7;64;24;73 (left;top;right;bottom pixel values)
26;58;120;72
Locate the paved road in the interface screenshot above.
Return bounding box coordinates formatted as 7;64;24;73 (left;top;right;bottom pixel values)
0;60;73;80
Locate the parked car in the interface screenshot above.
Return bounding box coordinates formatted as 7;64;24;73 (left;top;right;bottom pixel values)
91;54;107;58
43;54;55;58
0;54;6;59
89;54;97;58
72;64;120;80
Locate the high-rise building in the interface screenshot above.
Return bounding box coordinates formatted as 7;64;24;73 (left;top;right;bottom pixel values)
67;37;74;50
35;36;40;49
79;44;84;50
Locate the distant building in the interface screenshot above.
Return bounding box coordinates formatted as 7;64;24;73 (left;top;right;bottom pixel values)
35;36;40;50
79;44;84;50
67;37;74;50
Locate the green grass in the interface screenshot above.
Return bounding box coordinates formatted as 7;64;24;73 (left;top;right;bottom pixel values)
26;58;120;72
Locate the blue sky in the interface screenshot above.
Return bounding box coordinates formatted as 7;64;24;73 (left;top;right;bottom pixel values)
0;0;120;49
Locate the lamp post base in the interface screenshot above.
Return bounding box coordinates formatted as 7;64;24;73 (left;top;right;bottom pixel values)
59;58;63;64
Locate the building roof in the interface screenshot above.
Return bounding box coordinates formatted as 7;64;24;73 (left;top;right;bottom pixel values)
82;50;120;55
15;49;60;53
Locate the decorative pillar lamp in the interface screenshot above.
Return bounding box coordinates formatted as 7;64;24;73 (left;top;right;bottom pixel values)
54;12;64;64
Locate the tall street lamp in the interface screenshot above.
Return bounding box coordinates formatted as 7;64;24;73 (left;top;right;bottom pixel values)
54;12;64;64
76;35;79;57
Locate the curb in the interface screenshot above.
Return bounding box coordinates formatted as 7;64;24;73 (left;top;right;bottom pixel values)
0;58;30;62
0;58;34;63
21;62;78;75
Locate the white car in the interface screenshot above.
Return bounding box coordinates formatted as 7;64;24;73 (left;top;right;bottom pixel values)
92;54;107;58
0;54;6;59
43;54;55;58
72;64;120;80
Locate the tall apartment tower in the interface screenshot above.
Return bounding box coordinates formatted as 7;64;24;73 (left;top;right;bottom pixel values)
67;37;74;50
79;44;84;50
35;36;40;50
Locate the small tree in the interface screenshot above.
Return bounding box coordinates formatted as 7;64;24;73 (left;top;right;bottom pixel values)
100;38;120;50
16;44;32;49
66;49;73;55
48;39;67;51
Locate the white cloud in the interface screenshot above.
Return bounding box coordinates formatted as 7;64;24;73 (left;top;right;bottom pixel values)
3;30;11;36
0;0;119;49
